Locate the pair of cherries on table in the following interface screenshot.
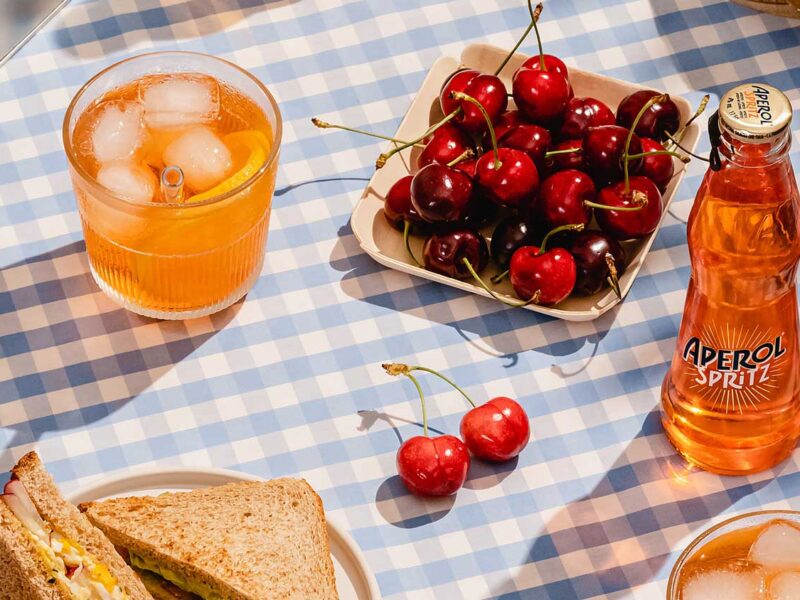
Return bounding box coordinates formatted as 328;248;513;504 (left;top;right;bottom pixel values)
383;363;530;497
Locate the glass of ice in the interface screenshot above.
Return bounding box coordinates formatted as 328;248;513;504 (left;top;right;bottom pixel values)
63;52;281;319
668;510;800;599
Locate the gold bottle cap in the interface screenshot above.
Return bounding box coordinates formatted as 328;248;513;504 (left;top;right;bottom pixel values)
719;83;793;142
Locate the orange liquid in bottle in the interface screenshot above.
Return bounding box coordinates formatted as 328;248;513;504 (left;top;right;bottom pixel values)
661;84;800;475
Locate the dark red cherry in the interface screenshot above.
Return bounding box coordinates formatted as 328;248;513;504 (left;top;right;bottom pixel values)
509;245;576;306
498;123;552;170
440;69;479;116
567;231;627;296
490;215;541;269
545;138;585;173
475;148;539;209
583;125;643;186
454;74;509;133
423;229;489;279
397;435;470;496
639;137;674;192
560;97;616;139
454;158;477;179
491;110;530;143
383;175;425;230
460;397;530;462
520;54;572;96
418;123;473;169
595;176;663;240
537;170;595;229
410;163;474;224
512;68;570;125
457;196;499;230
616;90;680;142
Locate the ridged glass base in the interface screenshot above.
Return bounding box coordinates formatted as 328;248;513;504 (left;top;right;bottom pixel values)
90;263;259;320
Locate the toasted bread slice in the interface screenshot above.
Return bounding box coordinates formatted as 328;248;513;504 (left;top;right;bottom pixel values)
80;479;338;600
11;452;153;599
0;499;73;600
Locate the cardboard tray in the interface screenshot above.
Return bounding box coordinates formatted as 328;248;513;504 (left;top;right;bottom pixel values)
351;43;701;321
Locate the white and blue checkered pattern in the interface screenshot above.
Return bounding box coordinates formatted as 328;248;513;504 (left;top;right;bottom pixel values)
2;0;800;598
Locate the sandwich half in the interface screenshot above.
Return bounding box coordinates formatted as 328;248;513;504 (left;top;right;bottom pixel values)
0;451;153;600
80;479;338;600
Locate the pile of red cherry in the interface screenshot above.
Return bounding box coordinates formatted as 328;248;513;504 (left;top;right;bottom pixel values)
383;363;530;496
315;1;707;308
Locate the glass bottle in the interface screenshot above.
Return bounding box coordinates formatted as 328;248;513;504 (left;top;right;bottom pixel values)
661;83;800;475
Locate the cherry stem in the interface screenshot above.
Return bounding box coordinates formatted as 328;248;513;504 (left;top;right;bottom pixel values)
311;118;420;146
538;223;584;254
494;1;543;76
403;220;421;267
376;109;459;168
664;133;710;163
382;363;429;436
451;91;500;169
408;373;428;436
605;253;621;300
624;93;667;193
627;149;690;164
407;366;476;408
446;148;475;167
670;94;710;146
490;269;509;284
530;1;546;70
584;198;647;212
544;146;581;158
463;258;538;307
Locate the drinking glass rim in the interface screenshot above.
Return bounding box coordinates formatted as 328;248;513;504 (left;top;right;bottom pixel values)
666;509;800;598
62;50;282;209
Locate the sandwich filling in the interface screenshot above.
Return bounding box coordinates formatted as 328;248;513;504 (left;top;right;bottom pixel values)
1;479;127;600
127;552;216;599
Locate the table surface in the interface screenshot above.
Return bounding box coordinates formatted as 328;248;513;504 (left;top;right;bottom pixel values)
1;0;800;598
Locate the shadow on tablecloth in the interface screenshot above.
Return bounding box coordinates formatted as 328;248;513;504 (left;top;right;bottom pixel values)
487;407;773;599
331;219;620;365
0;240;240;472
648;0;800;98
52;0;301;59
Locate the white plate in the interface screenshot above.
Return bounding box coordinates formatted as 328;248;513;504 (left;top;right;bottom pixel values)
67;467;380;600
351;43;702;321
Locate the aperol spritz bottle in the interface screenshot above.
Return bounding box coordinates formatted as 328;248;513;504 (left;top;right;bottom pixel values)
661;83;800;475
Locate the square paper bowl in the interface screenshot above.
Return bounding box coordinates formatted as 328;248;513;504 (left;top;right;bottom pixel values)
351;43;701;321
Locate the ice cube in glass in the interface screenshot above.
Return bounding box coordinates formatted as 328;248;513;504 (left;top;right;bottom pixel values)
681;560;766;600
90;101;145;163
770;571;800;600
750;521;800;570
96;161;156;203
141;74;220;129
162;126;233;193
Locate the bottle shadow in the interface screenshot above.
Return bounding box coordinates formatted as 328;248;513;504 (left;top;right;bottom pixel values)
52;0;300;59
647;0;800;97
1;240;240;474
487;408;773;598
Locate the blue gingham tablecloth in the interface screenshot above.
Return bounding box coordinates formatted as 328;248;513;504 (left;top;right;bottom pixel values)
1;0;800;598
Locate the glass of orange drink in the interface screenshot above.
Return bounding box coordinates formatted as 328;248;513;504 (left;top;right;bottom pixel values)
668;510;800;599
63;52;281;319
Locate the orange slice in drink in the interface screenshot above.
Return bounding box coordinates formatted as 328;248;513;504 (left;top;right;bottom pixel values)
185;130;270;203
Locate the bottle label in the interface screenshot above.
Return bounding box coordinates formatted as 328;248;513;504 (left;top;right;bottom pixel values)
681;327;788;411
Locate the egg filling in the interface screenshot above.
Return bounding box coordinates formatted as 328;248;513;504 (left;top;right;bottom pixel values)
2;479;127;600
